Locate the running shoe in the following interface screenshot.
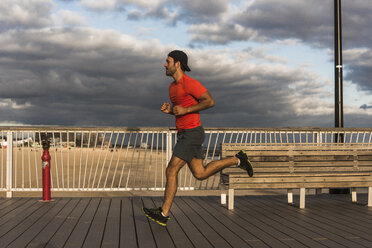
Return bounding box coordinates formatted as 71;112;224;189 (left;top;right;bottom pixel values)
235;150;254;177
142;207;170;226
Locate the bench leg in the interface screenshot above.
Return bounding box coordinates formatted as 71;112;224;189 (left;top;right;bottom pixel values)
351;188;357;203
300;188;306;209
221;193;227;205
368;187;372;207
287;189;293;204
315;188;322;195
228;189;234;210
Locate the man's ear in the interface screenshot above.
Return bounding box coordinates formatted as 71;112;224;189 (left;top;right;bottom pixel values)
175;61;181;69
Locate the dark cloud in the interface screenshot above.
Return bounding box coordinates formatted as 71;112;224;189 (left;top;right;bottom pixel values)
82;0;228;25
344;48;372;93
0;0;54;32
189;0;372;50
235;1;333;47
0;27;170;126
0;26;341;127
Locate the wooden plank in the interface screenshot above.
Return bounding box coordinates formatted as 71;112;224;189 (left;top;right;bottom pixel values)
132;197;156;248
214;196;290;248
233;196;322;248
229;176;372;183
248;162;292;167
293;167;358;172
222;143;372;150
0;198;24;213
252;196;354;247
198;197;269;247
0;198;36;228
244;196;331;247
223;150;362;157
227;172;372;177
0;199;40;238
120;198;137;248
287;196;372;247
293;161;356;166
27;198;80;248
176;197;231;247
221;143;372;152
7;199;70;248
316;195;372;224
309;198;372;245
231;206;305;248
183;197;249;247
229;182;372;189
172;197;215;248
101;198;121;248
358;155;372;160
261;195;364;247
293;155;354;161
358;161;372;165
82;198;111;248
152;197;194;248
45;198;91;248
0;198;29;220
212;197;302;247
141;197;175;248
250;156;290;162
63;198;101;248
0;199;61;247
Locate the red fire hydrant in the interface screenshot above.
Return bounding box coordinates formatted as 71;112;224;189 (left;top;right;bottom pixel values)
41;140;51;201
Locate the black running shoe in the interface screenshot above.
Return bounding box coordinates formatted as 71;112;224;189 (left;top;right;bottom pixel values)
142;207;170;226
235;150;253;177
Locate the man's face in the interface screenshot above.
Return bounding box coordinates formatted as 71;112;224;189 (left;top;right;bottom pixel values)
164;56;177;76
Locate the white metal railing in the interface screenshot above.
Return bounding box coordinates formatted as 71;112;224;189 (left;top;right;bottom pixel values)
1;127;372;197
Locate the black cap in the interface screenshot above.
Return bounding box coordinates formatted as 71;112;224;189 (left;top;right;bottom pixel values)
168;50;191;72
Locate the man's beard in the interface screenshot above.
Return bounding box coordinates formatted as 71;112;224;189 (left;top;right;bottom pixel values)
166;66;176;76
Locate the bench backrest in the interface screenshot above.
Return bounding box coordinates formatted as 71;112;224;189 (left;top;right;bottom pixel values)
221;143;372;175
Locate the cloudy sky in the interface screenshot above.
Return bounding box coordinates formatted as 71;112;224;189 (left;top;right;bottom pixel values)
0;0;371;128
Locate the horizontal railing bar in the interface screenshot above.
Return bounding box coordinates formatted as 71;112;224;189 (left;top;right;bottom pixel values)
9;187;196;191
1;126;372;132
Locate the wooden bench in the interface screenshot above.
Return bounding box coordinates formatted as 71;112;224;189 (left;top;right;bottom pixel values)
220;143;372;209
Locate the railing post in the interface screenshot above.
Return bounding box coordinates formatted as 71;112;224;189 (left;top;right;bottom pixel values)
166;130;172;167
6;131;13;198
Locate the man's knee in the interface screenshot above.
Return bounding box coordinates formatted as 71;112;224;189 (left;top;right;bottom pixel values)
192;170;207;180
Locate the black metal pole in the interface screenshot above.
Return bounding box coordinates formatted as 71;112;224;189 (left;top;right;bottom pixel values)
334;0;344;132
331;0;349;194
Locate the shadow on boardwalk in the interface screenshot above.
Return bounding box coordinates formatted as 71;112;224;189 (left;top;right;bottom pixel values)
0;194;372;247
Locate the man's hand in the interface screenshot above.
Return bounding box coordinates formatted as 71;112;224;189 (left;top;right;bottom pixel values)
172;105;188;116
160;102;172;114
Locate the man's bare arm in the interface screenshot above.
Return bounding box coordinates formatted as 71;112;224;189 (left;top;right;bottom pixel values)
172;91;215;116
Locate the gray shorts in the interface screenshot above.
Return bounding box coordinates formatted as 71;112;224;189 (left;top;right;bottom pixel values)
173;126;205;163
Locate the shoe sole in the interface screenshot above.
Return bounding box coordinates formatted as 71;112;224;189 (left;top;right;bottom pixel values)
241;150;253;177
142;207;167;226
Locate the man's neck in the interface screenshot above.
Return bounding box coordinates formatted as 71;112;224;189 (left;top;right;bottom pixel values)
172;70;184;83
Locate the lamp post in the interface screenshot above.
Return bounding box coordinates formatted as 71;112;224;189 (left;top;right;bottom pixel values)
331;0;349;194
334;0;343;136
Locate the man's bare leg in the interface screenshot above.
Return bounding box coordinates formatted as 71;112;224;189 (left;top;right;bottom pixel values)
188;156;239;180
162;156;239;216
161;156;187;216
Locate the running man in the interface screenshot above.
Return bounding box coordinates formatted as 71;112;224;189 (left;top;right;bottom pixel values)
142;50;253;226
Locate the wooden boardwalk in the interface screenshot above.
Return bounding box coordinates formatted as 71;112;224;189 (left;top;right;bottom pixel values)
0;194;372;247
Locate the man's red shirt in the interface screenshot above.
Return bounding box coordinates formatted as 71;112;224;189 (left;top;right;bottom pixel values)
169;73;207;132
